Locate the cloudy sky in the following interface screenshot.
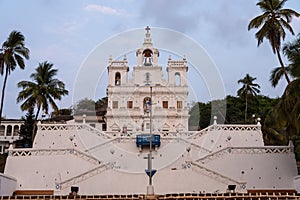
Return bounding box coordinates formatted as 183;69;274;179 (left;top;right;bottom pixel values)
0;0;299;119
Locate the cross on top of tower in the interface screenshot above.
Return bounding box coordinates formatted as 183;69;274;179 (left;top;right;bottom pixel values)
145;26;150;33
143;26;152;46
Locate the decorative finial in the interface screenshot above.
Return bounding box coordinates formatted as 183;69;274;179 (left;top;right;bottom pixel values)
213;116;217;125
256;117;261;126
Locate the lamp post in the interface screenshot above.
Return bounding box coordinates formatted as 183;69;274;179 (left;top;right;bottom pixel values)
146;86;155;195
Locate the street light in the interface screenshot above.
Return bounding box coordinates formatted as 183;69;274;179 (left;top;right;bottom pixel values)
146;86;155;195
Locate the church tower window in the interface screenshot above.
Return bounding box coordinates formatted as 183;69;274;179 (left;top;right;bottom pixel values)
143;49;153;66
115;72;121;86
175;72;181;86
177;101;182;109
145;72;150;85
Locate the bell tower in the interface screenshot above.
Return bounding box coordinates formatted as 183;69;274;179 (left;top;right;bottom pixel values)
107;55;129;87
106;26;189;133
136;26;159;67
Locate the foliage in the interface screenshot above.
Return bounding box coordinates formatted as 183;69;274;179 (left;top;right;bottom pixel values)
270;34;300;87
264;79;300;159
269;66;291;87
188;102;210;130
16;108;35;148
74;98;96;115
237;74;261;123
51;108;73;117
17;61;68;121
74;97;108;115
188;95;278;131
283;34;300;78
95;97;108;110
248;0;300;84
0;31;30;123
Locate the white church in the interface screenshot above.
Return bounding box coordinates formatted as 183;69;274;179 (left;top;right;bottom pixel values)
106;26;189;133
0;27;299;198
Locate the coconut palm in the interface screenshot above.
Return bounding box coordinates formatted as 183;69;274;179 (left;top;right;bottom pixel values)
283;34;300;78
269;66;291;87
266;78;300;150
248;0;300;84
0;31;30;123
237;74;261;123
270;34;300;87
17;61;68;121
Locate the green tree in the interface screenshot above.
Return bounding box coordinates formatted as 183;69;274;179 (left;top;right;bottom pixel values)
51;108;72;117
283;34;300;78
0;31;30;123
269;66;291;87
264;78;300;159
17;61;68;121
95;97;108;110
270;34;300;87
188;102;211;130
248;0;300;84
17;108;35;148
74;98;96;115
237;74;261;123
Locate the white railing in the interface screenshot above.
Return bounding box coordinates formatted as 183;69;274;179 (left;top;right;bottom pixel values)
8;148;100;165
188;124;261;140
191;161;246;191
196;146;293;163
111;60;126;66
38;123;112;139
56;163;110;190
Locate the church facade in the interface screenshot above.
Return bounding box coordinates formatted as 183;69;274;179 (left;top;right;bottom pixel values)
106;27;189;133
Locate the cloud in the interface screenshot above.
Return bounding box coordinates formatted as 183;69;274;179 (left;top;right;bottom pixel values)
138;0;200;33
84;4;124;16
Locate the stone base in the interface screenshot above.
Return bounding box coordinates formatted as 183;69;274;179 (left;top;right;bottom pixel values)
147;185;154;195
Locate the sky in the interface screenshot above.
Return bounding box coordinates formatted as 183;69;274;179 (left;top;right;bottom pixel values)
0;0;299;119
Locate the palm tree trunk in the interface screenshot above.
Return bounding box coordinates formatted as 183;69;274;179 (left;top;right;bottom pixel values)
35;105;41;122
276;47;291;84
0;67;9;124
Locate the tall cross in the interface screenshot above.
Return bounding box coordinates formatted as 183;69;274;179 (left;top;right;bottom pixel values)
145;26;150;34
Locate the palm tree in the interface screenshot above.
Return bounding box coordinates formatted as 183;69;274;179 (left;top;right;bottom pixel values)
283;34;300;78
248;0;300;84
237;74;261;123
265;78;300;157
17;61;68;121
269;66;291;87
270;34;300;87
0;31;30;123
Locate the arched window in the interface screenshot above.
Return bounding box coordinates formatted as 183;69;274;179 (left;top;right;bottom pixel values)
0;125;4;136
14;125;19;136
7;125;12;136
115;72;121;86
143;97;151;113
143;49;153;66
175;72;181;86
